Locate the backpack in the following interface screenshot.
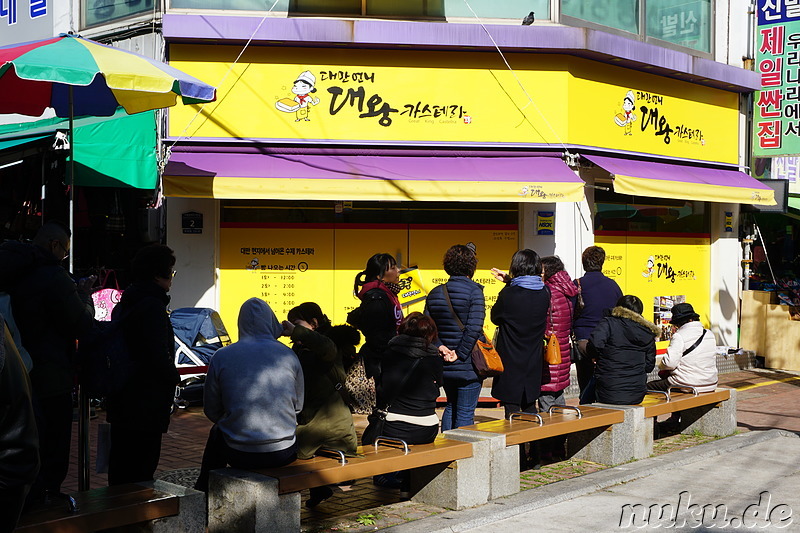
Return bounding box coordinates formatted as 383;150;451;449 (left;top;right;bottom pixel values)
78;318;137;397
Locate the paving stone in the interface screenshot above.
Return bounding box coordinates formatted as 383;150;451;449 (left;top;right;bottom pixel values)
62;369;800;530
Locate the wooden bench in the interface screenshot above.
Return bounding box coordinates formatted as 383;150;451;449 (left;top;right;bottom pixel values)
207;435;477;533
253;435;473;494
569;387;738;465
640;387;735;439
642;387;730;418
15;484;182;533
464;405;624;446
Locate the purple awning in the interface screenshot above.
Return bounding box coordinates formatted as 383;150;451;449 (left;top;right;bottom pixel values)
163;153;585;202
584;155;776;206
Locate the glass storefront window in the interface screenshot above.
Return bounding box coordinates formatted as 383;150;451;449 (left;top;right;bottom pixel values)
594;191;708;234
170;0;548;20
443;0;549;21
287;0;445;17
221;200;517;225
561;0;639;35
84;0;154;27
171;0;290;9
645;0;711;53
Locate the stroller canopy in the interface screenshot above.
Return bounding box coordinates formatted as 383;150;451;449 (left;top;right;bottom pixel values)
171;307;231;366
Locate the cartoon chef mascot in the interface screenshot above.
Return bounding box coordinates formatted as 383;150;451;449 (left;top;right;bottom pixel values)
614;90;637;135
296;71;322;121
276;70;321;121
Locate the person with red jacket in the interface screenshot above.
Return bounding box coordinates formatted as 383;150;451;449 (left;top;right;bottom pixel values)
540;256;578;410
539;256;578;461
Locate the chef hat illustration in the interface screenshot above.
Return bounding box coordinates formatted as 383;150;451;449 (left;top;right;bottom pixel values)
296;70;316;86
625;90;635;104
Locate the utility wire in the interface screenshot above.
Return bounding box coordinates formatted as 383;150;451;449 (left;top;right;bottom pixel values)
165;0;280;154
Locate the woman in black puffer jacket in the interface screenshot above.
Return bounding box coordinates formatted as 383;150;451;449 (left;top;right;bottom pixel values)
424;244;485;431
588;295;658;405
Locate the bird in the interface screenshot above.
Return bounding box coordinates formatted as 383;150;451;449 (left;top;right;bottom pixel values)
521;11;535;26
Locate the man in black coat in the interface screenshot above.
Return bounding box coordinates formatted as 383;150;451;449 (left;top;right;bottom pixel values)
573;246;623;402
106;245;180;485
0;222;95;505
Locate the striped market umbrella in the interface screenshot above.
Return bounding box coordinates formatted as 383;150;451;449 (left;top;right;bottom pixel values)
0;33;216;117
0;33;215;491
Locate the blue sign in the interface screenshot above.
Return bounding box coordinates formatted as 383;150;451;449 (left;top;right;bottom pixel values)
537;211;554;235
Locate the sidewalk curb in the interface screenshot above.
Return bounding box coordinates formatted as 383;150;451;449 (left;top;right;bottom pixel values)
384;430;798;533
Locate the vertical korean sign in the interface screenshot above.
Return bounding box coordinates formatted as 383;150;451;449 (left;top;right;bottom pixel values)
754;0;800;156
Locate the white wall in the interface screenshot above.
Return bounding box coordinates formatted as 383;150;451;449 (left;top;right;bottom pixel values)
709;203;742;347
519;193;594;281
717;0;753;68
165;197;219;311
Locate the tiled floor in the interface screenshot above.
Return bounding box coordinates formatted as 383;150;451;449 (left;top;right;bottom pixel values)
60;368;800;531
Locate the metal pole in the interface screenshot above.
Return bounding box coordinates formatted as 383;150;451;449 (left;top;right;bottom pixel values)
70;86;91;491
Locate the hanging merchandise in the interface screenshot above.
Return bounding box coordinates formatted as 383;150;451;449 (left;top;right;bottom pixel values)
91;270;123;321
8;200;41;240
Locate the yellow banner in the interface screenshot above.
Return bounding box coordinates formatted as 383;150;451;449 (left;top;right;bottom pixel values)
596;234;711;350
569;61;739;163
218;225;518;341
169;46;739;163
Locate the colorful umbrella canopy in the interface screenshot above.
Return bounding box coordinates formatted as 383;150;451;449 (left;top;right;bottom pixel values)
0;33;216;117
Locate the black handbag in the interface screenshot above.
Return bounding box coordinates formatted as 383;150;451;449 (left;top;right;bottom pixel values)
361;357;421;445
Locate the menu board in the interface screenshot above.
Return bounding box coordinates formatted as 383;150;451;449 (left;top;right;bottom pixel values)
219;224;519;341
218;228;335;338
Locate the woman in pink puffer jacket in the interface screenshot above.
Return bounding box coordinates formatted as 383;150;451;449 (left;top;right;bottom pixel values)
538;256;578;460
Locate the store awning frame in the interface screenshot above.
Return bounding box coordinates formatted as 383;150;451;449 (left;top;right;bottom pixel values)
163;152;585;203
0;109;158;189
584;154;776;206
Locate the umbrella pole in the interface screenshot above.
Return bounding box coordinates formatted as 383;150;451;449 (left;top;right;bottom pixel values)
70;87;91;491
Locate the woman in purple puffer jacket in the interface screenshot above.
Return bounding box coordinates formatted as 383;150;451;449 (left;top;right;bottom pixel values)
539;256;578;460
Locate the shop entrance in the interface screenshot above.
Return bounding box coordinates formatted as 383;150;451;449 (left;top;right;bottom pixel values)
218;200;519;339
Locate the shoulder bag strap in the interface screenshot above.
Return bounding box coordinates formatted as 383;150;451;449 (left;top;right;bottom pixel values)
545;285;555;336
442;285;466;331
379;357;422;411
323;365;354;406
681;329;707;357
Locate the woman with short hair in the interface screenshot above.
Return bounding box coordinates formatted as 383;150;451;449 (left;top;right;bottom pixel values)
284;302;358;507
424;244;485;430
489;249;550;418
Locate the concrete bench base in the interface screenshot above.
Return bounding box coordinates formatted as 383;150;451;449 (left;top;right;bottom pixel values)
568;404;652;465
673;388;738;437
208;470;300;533
142;480;206;533
411;429;518;509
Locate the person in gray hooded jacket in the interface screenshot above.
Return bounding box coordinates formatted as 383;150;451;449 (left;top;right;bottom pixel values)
194;298;304;492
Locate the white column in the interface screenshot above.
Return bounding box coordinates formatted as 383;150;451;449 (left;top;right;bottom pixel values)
165;197;219;310
708;203;741;348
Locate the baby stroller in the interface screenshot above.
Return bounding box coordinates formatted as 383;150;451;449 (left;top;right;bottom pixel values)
170;307;231;410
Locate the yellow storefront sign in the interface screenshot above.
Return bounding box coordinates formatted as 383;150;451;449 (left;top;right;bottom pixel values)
169;46;739;163
596;234;710;350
